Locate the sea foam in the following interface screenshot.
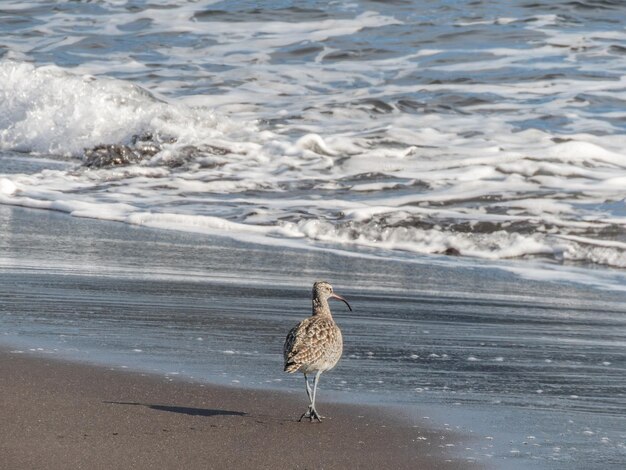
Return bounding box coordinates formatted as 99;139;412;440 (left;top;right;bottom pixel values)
1;1;626;280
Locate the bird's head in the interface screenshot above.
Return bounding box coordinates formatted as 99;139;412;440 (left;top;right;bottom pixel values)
313;281;352;311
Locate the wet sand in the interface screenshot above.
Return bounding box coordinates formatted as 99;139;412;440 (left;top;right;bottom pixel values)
2;206;625;468
0;349;474;470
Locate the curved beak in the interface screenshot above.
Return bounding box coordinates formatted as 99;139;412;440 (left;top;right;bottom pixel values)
330;293;352;312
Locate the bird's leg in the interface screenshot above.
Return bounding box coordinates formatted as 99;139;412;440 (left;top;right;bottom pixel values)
309;371;324;421
304;373;313;404
299;373;316;422
298;372;324;422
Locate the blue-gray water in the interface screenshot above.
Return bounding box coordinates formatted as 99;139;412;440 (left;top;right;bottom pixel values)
1;0;626;271
1;203;625;469
1;1;626;468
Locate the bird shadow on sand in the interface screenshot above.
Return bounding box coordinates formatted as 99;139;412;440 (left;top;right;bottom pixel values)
104;401;246;417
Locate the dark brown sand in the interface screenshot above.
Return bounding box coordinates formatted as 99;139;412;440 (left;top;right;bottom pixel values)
0;350;479;470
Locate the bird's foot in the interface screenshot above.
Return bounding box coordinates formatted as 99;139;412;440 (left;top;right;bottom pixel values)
298;406;323;422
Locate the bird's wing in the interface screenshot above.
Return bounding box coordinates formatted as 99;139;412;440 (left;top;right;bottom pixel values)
283;322;302;364
283;317;339;372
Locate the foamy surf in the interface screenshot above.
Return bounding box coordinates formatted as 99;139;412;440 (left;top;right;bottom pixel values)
0;61;232;157
1;1;626;281
2;4;626;468
1;59;626;274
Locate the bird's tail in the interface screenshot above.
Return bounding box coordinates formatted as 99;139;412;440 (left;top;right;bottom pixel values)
284;361;300;373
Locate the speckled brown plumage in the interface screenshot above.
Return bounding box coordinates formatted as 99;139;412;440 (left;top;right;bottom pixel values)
283;314;343;374
283;281;351;422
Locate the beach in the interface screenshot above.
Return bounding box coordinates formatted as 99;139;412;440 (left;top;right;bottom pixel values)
1;205;625;469
0;206;482;470
2;1;626;468
1;348;470;470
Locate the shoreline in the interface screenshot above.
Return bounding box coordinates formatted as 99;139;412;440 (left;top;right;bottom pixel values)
2;205;625;469
0;348;478;469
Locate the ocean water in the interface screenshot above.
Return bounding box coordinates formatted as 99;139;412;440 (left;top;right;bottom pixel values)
1;1;626;468
1;205;625;469
1;0;626;277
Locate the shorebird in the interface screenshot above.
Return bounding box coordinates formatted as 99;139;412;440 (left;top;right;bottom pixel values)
283;281;352;422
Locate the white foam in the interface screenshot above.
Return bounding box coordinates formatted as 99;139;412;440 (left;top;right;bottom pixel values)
1;2;626;289
0;61;231;157
0;178;16;195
